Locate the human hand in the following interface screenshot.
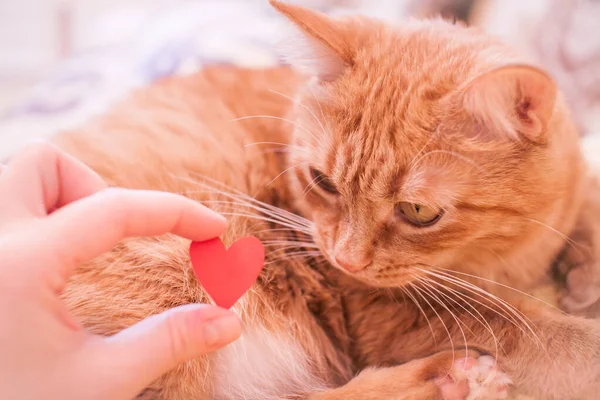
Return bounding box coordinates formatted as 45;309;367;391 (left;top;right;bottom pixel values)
0;143;241;400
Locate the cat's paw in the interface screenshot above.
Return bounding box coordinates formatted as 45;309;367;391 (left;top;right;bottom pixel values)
555;243;600;316
561;263;600;315
436;355;512;400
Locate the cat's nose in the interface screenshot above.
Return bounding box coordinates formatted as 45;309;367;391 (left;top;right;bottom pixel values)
334;254;372;272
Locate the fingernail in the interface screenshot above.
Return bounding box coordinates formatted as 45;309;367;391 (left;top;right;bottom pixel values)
202;207;228;231
213;212;227;226
203;315;241;348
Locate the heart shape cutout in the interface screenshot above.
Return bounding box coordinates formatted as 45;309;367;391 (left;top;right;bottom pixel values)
190;236;265;309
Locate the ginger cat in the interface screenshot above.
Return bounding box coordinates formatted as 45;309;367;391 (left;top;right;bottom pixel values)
53;1;600;399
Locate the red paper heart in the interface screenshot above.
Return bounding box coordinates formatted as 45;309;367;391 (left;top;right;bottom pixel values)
190;236;265;309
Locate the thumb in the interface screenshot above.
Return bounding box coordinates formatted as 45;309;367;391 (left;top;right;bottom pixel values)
93;304;241;397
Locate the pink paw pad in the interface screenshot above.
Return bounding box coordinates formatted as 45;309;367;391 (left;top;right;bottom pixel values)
435;357;477;400
453;355;512;400
436;375;470;400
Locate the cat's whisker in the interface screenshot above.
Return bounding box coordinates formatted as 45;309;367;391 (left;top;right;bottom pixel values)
264;251;323;265
428;282;506;386
383;285;439;345
231;115;320;144
197;202;314;236
307;86;331;142
418;268;526;334
482;246;567;334
411;275;470;362
268;89;328;143
301;174;326;197
169;175;314;229
197;199;313;231
252;227;312;237
265;245;319;255
267;249;322;258
415;275;501;366
306;85;332;134
264;244;321;256
409;150;485;174
429;266;562;315
218;211;313;234
265;245;321;255
171;174;290;222
397;286;438;346
264;162;310;190
419;268;528;325
253;205;312;229
408;128;439;168
417;267;543;347
244;141;311;154
252;229;315;244
416;276;477;338
262;240;319;248
408;282;457;369
425;275;515;343
170;172;313;228
523;217;589;253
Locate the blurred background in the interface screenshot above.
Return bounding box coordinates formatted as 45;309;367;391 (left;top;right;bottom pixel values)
0;0;598;159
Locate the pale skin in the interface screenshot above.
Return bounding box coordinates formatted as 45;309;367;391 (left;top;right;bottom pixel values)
0;142;242;400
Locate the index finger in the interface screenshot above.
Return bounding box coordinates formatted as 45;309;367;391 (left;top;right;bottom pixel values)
41;188;227;284
0;142;107;222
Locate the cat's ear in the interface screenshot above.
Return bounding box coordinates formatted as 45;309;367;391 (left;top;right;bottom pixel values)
460;65;557;144
269;0;354;81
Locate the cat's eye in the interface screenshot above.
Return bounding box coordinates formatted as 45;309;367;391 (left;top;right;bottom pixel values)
310;167;338;194
396;202;443;227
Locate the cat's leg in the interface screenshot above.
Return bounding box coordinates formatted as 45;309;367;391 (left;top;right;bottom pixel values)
309;350;511;400
382;303;600;399
451;305;600;399
133;320;335;400
554;177;600;317
554;233;600;317
346;289;600;399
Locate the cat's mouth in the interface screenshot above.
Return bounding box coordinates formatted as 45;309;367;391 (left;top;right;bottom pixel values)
312;229;418;286
324;248;425;287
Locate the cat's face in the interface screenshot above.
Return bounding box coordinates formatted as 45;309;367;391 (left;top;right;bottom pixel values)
273;1;576;287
